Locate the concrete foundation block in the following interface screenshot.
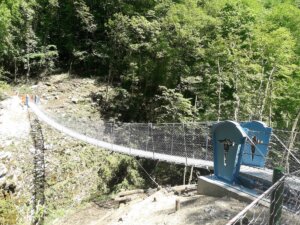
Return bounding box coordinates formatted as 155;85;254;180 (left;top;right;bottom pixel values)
197;175;258;203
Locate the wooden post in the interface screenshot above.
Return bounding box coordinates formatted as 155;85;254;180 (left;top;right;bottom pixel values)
269;167;284;225
188;166;194;185
175;199;181;211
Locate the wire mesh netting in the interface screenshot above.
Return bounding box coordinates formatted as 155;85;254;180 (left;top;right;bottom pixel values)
31;103;300;225
36;104;299;171
228;130;300;225
226;170;300;225
37;104;215;164
270;130;300;174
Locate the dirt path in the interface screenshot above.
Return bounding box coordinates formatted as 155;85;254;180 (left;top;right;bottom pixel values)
51;190;247;225
0;96;30;146
51;203;113;225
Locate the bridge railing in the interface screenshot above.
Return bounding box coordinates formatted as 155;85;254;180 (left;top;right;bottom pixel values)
27;99;300;225
32;103;216;166
33;102;299;173
226;170;300;225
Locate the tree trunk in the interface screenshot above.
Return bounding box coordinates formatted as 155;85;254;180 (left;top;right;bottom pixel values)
188;166;194;185
26;53;30;83
116;189;144;198
194;95;198;112
106;61;112;101
234;70;240;121
217;59;222;122
14;57;18;83
255;64;264;119
234;95;240;121
268;80;273;127
259;66;275;121
255;78;264;119
68;60;73;76
25;18;31;84
285;109;300;173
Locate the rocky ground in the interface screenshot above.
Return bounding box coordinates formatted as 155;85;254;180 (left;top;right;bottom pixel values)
0;74;116;224
0;95;34;224
51;189;248;225
0;74;248;225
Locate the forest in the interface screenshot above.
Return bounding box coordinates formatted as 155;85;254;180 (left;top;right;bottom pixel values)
0;1;300;224
0;0;300;129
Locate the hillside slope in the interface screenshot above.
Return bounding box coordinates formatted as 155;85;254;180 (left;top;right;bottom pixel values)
1;74;248;224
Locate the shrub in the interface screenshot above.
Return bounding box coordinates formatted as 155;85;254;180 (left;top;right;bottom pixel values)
0;81;10;101
0;198;18;225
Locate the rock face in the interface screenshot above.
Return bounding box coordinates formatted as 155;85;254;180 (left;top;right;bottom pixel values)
0;163;8;178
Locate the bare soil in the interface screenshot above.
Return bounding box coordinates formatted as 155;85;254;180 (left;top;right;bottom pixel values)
51;189;248;225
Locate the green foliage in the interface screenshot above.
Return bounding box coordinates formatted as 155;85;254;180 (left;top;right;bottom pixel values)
0;0;299;126
275;72;300;127
26;45;59;76
74;0;97;33
0;80;10;100
0;199;18;225
151;86;196;123
1;0;300;222
88;0;300;125
95;153;145;193
92;87;148;122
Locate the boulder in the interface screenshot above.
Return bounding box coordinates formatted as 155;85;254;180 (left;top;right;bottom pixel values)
71;98;78;104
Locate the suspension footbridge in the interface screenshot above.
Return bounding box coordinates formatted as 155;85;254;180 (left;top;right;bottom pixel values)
27;99;299;183
26;97;300;225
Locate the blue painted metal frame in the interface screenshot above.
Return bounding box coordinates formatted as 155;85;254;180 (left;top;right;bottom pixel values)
240;121;272;167
212;121;247;184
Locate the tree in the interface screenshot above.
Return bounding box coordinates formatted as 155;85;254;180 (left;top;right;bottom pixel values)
252;27;297;124
151;86;196;123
